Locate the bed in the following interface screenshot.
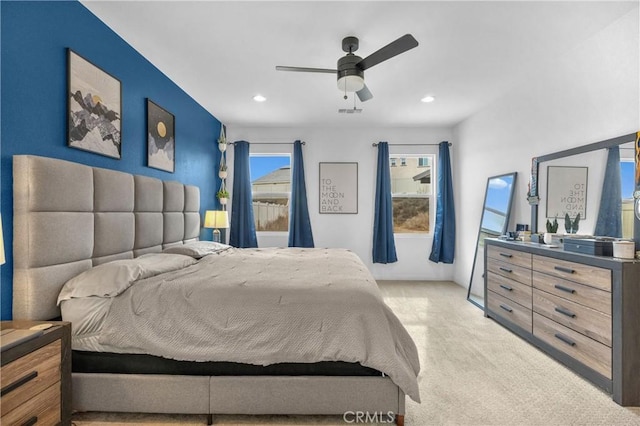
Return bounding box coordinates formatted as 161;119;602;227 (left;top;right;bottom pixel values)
12;155;420;425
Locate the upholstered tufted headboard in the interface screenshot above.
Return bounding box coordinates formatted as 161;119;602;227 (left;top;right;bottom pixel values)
12;155;201;320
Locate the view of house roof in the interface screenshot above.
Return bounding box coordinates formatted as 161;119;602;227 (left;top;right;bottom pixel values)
252;166;291;185
413;169;431;184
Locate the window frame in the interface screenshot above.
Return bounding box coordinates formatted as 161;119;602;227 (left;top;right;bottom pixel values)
388;153;436;237
249;152;292;234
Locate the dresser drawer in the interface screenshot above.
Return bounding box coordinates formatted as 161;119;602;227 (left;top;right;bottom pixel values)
487;259;532;286
488;290;532;333
533;255;611;292
1;382;60;426
1;340;61;415
487;245;532;269
533;312;611;379
533;289;611;346
533;271;611;315
487;271;532;309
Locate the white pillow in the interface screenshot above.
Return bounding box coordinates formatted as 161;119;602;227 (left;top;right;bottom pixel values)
57;253;196;305
162;241;232;258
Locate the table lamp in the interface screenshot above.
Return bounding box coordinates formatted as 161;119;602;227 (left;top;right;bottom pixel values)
204;210;229;243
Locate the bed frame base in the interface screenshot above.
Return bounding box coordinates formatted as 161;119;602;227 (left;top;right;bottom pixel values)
207;413;404;425
73;373;406;424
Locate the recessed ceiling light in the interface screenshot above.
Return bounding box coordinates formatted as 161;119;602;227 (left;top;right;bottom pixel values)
421;95;435;103
253;94;267;102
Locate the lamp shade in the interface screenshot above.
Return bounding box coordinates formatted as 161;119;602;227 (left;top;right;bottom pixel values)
204;210;229;229
0;214;5;265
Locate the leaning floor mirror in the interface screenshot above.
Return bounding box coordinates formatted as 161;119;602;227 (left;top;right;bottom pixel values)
467;172;517;308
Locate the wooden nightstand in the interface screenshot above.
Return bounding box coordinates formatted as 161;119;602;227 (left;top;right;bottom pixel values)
1;321;71;426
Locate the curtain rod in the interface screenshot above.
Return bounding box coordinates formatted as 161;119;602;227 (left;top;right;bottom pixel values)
371;142;451;147
229;141;306;145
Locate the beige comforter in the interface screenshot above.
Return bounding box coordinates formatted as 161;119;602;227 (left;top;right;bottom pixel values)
98;247;421;402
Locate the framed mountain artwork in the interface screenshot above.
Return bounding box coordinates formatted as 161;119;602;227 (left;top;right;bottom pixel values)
67;49;122;159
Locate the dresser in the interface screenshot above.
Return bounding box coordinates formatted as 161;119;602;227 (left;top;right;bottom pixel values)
484;239;640;406
1;321;71;425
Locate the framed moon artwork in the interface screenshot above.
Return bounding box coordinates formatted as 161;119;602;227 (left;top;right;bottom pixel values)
147;99;175;173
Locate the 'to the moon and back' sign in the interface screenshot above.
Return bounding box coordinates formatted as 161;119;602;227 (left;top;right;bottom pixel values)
319;162;358;214
546;166;588;219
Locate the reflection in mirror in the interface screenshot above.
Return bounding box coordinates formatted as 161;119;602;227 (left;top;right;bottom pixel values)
467;172;517;308
535;138;636;239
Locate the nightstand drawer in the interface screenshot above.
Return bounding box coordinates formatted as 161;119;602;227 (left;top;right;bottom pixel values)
1;382;60;426
488;290;532;333
487;271;532;309
533;312;611;379
533;255;611;291
1;340;61;415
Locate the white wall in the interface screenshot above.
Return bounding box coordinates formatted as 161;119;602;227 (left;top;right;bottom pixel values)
226;126;455;281
453;9;639;287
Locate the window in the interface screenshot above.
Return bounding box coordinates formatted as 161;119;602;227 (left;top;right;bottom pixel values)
621;160;634;200
250;154;291;232
389;155;434;234
620;159;634;239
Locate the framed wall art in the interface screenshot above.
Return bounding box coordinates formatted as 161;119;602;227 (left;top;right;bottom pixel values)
67;48;122;159
147;99;175;173
319;162;358;214
546;166;588;220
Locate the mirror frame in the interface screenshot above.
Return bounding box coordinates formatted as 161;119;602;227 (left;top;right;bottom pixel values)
467;172;518;309
530;132;639;246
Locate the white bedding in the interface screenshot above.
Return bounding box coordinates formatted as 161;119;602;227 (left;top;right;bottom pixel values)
61;247;421;402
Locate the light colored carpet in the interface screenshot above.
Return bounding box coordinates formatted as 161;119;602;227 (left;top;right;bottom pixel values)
72;281;640;425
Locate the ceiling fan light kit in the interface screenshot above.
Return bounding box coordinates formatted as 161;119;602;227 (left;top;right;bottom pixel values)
337;36;365;92
337;74;365;92
276;34;418;102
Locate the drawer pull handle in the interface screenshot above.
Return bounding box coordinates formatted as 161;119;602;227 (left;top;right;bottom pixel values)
554;307;576;318
500;304;513;313
22;417;38;426
499;267;513;273
0;371;38;397
499;284;513;291
554;284;576;294
554;266;575;274
554;333;576;347
499;253;513;258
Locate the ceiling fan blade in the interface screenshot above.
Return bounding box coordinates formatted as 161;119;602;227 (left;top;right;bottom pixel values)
356;84;373;102
356;34;418;70
276;66;336;74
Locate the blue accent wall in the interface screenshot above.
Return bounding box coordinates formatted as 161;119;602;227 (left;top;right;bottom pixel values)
1;1;222;319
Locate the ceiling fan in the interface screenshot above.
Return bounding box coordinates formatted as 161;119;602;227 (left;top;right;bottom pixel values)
276;34;418;102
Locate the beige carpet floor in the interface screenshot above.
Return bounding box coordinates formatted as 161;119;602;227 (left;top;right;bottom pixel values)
72;281;640;425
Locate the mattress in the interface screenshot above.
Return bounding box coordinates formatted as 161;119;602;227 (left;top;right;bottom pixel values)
72;350;381;376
